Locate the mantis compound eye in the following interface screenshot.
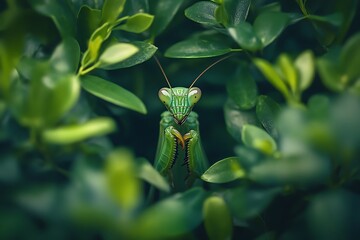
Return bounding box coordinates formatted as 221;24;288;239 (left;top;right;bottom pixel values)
188;87;201;105
158;87;172;106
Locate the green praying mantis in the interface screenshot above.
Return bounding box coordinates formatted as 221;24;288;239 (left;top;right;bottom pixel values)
154;56;230;190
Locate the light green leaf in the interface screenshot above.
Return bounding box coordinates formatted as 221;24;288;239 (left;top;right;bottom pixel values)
203;196;233;240
116;13;154;33
253;11;289;47
134;188;207;239
253;58;290;100
81;75;147;114
242;124;277;155
294;50;315;91
165;31;233;58
42;117;116;144
228;22;262;51
100;41;157;70
106;148;141;211
226;62;258;109
98;43;138;68
137;158;170;192
201;157;245;183
276;54;297;94
101;0;126;23
185;1;219;26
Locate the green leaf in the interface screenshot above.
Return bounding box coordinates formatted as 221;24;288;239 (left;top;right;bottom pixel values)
276;54;297;94
253;11;289;47
101;0;126;23
294;50;315;91
253;58;290;100
226;62;258;109
203;196;233;240
137;158;170;192
242;124;277;155
256;95;280;139
42;117;116;144
223;0;251;26
81;75;147;114
82;22;113;68
317;48;345;92
50;37;80;74
100;41;157;70
224;99;259;143
249;152;331;186
224;186;280;220
228;22;262;51
340;33;360;82
150;0;187;37
185;1;219;26
134;188;207;239
12;70;80;129
165;31;233;58
98;43;138;68
116;13;154;33
29;0;76;38
201;157;245;183
106;148;141;211
77;6;102;48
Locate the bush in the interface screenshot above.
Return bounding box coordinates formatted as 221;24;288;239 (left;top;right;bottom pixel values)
1;0;359;239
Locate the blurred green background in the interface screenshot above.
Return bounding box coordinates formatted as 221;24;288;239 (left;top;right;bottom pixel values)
1;0;360;239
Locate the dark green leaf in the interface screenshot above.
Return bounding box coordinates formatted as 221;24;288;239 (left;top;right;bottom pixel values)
253;11;289;47
223;0;251;26
249;152;331;186
203;196;233;240
185;1;219;26
137;158;170;192
150;0;187;37
134;188;207;239
101;0;126;23
50;37;80;74
101;41;157;69
256;95;280;139
77;6;102;48
317;48;345;92
340;33;360;83
224;99;259;143
165;31;233;58
242;124;277;155
307;190;360;240
228;22;262;51
29;0;76;37
43;117;116;144
201;157;245;183
115;13;154;33
224;186;280;220
226;62;258;109
81;75;147;114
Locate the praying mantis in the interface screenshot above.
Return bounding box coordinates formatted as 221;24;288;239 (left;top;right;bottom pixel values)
154;56;230;190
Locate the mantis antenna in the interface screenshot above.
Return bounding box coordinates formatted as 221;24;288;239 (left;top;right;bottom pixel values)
154;56;173;89
189;54;232;89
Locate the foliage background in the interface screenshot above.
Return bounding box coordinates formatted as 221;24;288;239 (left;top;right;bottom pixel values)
1;0;360;239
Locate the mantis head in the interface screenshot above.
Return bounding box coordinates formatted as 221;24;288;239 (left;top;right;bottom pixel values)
155;55;231;125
